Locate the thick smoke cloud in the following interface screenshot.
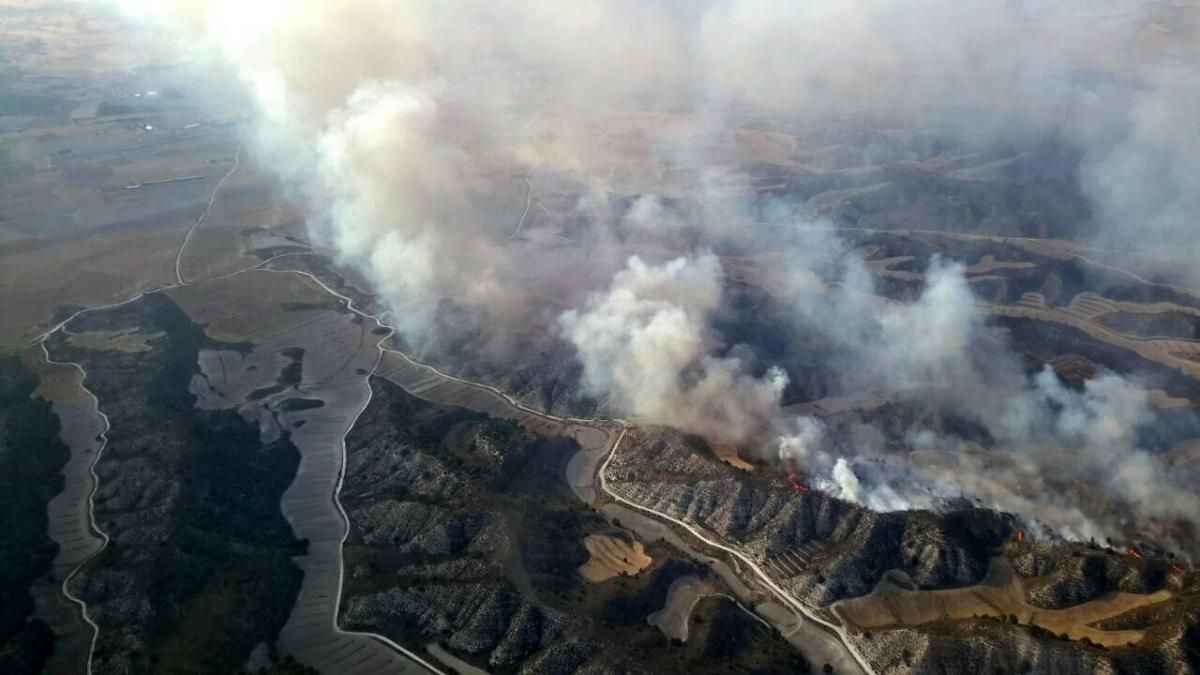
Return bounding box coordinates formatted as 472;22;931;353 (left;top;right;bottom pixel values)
109;0;1200;300
561;255;786;443
109;0;695;344
1081;79;1200;285
107;0;1200;548
775;244;1198;548
780;363;1198;544
999;369;1200;525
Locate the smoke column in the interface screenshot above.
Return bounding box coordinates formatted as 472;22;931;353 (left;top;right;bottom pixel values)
107;0;1200;550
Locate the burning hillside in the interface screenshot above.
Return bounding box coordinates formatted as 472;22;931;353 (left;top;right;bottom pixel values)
112;0;1200;565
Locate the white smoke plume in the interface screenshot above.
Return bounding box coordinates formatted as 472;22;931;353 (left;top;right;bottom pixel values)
998;369;1200;526
107;0;1200;307
561;255;787;444
779;236;985;391
776;361;1194;548
778;417;923;512
762;235;1198;548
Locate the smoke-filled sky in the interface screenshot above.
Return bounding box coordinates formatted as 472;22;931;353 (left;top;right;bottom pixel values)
106;0;1200;551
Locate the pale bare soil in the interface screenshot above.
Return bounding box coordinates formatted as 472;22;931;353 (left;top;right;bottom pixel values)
647;575;715;641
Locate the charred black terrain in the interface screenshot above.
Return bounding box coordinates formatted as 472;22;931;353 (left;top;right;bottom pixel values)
0;357;69;674
43;295;305;674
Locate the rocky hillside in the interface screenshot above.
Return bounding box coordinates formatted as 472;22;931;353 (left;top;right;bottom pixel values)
339;378;812;674
607;427;1010;606
1013;542;1174;610
608;426;1200;673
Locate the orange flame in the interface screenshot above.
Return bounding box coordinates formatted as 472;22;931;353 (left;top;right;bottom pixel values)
1172;564;1185;574
787;472;808;494
1128;548;1143;561
1015;529;1025;543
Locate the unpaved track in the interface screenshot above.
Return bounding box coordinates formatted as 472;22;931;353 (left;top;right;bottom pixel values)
598;428;876;675
174;268;447;675
174;141;242;285
29;142;253;675
29;346;112;675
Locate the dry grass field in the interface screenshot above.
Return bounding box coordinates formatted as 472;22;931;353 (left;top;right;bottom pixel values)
833;559;1174;648
1;227;181;347
175;167;309;282
709;443;755;471
579;533;653;582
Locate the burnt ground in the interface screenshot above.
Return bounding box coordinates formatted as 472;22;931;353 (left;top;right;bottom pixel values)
0;357;69;674
44;294;304;675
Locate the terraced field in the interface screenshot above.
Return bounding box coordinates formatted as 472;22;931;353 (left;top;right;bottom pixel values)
986;292;1200;378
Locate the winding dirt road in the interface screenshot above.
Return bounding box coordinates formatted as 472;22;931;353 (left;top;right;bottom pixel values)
598;428;876;675
174;142;242;285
